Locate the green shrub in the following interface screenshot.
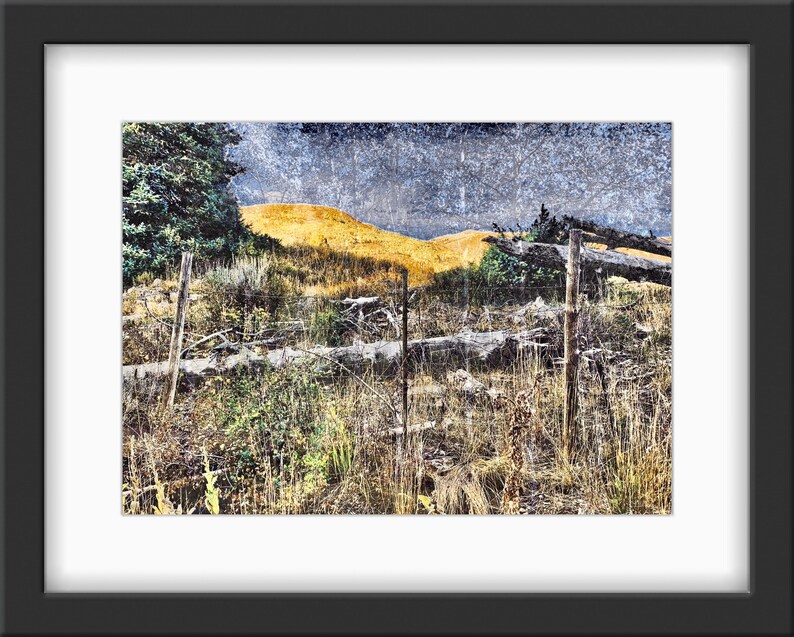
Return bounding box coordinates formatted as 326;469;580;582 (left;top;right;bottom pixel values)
236;233;281;257
217;368;326;479
200;255;297;334
308;303;347;346
477;246;527;287
430;207;568;303
524;204;569;244
483;205;568;289
429;247;563;305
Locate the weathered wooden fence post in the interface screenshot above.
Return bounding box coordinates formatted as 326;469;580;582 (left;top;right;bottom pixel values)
162;252;193;410
401;268;409;437
563;229;582;460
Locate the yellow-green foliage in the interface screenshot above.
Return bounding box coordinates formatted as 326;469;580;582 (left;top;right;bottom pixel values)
607;443;671;514
144;437;176;515
152;477;173;515
203;446;220;514
325;406;354;480
122;436;142;514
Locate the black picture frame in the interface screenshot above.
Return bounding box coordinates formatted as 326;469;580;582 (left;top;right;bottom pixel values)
2;1;791;635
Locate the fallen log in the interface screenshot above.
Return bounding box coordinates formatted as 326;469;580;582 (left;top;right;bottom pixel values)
381;420;441;439
562;216;672;257
335;296;382;312
483;237;671;286
123;327;550;385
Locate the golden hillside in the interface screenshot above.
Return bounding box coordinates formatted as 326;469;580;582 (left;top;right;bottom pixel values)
241;204;672;289
429;229;498;264
240;204;469;284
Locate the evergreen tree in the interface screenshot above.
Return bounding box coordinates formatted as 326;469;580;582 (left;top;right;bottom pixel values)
122;123;248;284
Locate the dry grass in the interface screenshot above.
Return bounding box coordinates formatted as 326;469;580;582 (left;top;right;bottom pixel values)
429;229;499;265
122;207;671;515
241;203;470;285
123;271;671;515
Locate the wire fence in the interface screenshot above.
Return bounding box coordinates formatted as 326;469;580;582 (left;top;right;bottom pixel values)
124;273;671;371
122;245;673;471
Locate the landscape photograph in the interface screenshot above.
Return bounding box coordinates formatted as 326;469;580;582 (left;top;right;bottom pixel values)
122;122;672;515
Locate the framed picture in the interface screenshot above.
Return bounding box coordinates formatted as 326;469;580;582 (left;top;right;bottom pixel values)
2;1;791;635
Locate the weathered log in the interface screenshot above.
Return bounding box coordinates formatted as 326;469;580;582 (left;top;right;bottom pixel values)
123;328;550;385
483;237;671;286
335;296;382;312
562;216;672;257
381;420;440;439
511;296;561;324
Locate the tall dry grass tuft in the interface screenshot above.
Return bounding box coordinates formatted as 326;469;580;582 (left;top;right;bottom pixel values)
392;436;425;514
434;458;507;515
501;390;535;514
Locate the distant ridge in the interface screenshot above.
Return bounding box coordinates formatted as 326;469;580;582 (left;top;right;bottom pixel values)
240;204;672;282
240;204;475;283
428;229;499;265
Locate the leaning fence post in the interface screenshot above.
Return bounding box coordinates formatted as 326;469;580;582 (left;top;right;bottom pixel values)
401;268;409;437
162;252;193;410
563;229;582;460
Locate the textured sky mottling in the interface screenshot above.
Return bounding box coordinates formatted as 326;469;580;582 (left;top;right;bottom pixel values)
231;123;672;240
